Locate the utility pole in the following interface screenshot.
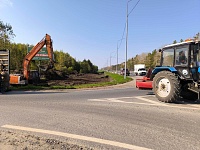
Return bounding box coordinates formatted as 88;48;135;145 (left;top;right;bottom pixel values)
124;1;129;79
116;43;118;74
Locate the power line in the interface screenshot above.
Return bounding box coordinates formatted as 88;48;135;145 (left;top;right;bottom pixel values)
118;0;141;50
118;23;126;49
128;0;141;16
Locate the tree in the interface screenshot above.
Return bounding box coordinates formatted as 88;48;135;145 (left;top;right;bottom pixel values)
173;40;177;44
194;32;200;40
80;59;98;73
9;43;27;72
0;20;15;49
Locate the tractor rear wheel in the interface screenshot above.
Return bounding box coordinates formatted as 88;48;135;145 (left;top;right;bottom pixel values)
153;71;181;103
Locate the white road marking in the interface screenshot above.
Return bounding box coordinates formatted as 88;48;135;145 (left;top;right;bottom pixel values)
88;96;200;110
88;99;166;106
88;95;165;106
2;125;151;150
135;96;200;110
135;96;167;106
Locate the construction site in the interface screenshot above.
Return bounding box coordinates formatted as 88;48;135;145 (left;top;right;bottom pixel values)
0;34;112;93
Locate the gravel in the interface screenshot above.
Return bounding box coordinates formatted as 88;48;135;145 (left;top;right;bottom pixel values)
0;130;93;150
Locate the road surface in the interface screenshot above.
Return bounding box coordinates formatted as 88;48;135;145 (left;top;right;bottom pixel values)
0;78;200;149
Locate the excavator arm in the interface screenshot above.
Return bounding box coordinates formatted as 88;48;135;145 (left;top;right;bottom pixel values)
23;34;54;80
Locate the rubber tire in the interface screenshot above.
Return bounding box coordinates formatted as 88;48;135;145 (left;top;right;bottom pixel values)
153;71;181;103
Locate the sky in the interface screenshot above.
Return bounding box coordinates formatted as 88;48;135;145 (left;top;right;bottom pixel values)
0;0;200;69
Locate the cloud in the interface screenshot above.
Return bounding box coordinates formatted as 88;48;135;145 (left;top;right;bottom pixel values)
0;0;13;8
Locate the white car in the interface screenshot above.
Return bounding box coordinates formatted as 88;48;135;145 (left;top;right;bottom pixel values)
135;68;146;76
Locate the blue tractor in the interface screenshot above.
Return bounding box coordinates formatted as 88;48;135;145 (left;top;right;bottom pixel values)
151;39;200;102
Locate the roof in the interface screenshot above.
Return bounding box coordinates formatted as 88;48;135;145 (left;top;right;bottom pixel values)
162;40;194;49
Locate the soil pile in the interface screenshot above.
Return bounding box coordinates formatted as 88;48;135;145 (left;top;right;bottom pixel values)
44;72;110;86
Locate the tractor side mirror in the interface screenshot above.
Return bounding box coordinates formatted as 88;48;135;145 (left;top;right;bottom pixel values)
158;49;162;52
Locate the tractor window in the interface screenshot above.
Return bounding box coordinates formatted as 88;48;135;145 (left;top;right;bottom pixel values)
191;44;199;62
193;43;200;66
194;44;200;61
175;46;188;65
162;48;174;66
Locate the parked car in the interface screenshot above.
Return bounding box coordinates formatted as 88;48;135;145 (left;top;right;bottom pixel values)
120;69;130;76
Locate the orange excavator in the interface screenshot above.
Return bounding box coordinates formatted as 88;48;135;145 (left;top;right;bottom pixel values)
10;34;54;85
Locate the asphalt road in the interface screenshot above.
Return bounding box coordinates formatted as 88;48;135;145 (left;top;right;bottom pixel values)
0;82;200;150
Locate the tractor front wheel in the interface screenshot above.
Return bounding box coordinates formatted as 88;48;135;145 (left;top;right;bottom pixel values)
153;71;180;103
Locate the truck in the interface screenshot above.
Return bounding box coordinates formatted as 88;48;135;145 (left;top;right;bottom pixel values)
136;38;200;103
0;49;10;93
10;34;54;85
134;64;146;76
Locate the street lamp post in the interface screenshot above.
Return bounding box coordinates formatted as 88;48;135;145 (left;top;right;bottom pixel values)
124;1;130;79
110;51;116;71
116;43;118;74
124;0;140;78
116;38;124;74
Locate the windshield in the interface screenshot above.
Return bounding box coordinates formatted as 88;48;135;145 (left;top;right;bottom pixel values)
162;45;189;66
138;68;146;71
162;48;174;66
175;46;188;66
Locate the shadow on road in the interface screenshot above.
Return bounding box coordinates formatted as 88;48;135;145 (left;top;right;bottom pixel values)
1;90;67;95
145;91;200;105
175;99;200;105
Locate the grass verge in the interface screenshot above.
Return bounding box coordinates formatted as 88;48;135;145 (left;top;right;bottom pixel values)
10;72;132;91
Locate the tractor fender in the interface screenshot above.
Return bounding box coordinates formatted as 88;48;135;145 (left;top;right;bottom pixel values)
150;67;177;80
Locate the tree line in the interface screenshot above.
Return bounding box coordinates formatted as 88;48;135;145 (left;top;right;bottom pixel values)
106;32;200;71
106;49;161;71
0;20;98;74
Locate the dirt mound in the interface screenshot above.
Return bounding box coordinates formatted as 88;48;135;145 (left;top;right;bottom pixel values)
46;73;110;86
43;69;68;80
39;70;110;87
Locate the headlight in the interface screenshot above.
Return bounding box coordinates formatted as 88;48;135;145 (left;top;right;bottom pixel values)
182;69;188;75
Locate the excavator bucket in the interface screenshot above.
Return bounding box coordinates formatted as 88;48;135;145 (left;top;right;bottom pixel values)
38;61;54;72
135;68;153;89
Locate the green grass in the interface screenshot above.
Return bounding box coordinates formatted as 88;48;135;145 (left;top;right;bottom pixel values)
10;72;132;91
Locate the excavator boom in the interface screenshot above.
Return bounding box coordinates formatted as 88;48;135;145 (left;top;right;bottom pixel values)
10;34;54;85
23;34;54;80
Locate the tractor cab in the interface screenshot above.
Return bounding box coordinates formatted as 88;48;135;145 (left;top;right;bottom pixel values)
136;39;200;103
152;39;200;102
159;39;200;82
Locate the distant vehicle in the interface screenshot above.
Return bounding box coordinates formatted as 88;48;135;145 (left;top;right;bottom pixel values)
137;68;147;76
134;64;146;76
120;68;130;76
